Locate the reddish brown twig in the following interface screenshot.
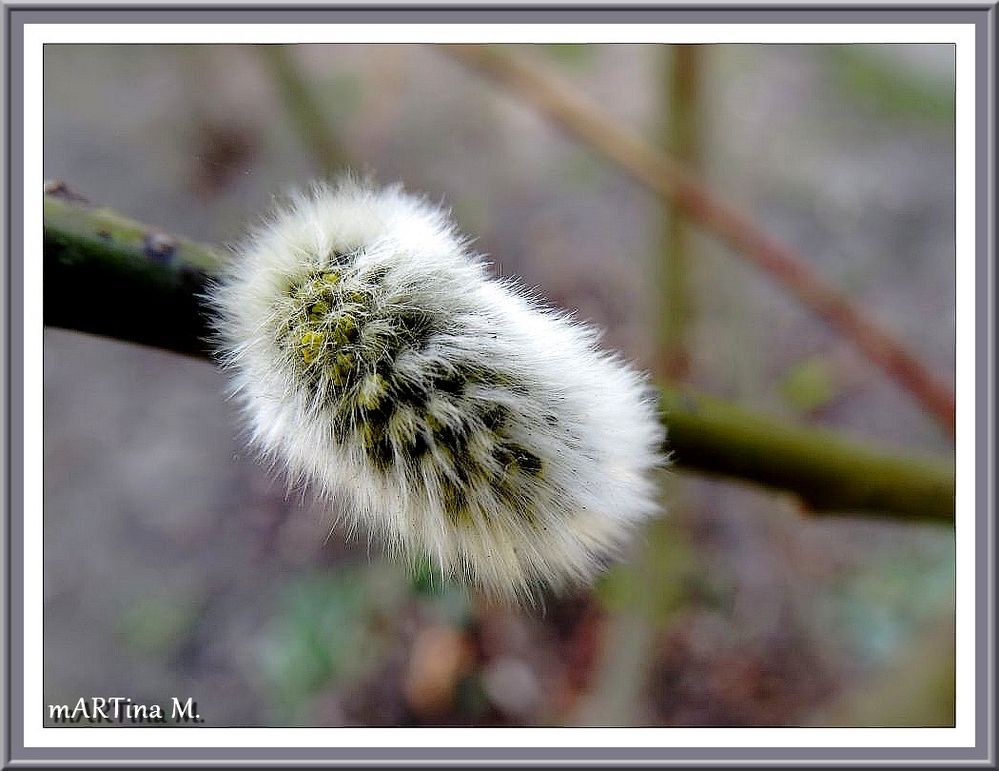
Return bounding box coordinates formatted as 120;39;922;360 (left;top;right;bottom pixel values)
439;44;955;437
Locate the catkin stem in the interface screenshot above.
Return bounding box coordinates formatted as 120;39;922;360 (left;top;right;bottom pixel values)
41;190;955;524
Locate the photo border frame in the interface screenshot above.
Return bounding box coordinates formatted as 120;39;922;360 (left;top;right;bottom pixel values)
2;1;995;766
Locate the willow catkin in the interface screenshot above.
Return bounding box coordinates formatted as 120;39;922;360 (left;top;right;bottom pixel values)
210;179;664;601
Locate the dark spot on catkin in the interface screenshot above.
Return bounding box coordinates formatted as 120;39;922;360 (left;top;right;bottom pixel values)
513;446;544;476
407;431;430;461
435;421;471;458
366;265;389;284
360;396;395;428
432;368;466;396
479;403;511;432
364;423;395;471
494;443;544;477
389;375;430;412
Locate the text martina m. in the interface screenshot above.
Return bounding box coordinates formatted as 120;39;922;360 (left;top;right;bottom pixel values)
47;697;203;724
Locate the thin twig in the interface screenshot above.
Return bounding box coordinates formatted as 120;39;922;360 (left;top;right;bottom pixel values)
438;44;955;437
42;191;955;523
658;44;702;382
578;45;710;727
257;45;349;177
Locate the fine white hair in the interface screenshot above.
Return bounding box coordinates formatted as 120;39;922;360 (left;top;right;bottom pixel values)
210;178;665;602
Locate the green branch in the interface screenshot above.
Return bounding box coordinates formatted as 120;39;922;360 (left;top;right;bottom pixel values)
43;188;219;357
42;190;955;524
658;388;952;521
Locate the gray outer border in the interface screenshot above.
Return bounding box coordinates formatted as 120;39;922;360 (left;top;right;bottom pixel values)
3;1;994;767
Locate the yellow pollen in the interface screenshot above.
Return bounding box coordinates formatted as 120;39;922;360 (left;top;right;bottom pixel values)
298;330;325;364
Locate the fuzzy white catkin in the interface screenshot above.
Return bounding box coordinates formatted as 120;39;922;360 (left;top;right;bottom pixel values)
210;179;665;601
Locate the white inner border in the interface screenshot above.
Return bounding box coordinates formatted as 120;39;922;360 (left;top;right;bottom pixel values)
22;23;977;752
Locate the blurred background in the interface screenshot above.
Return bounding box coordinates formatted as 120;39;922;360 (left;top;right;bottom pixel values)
43;44;955;727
